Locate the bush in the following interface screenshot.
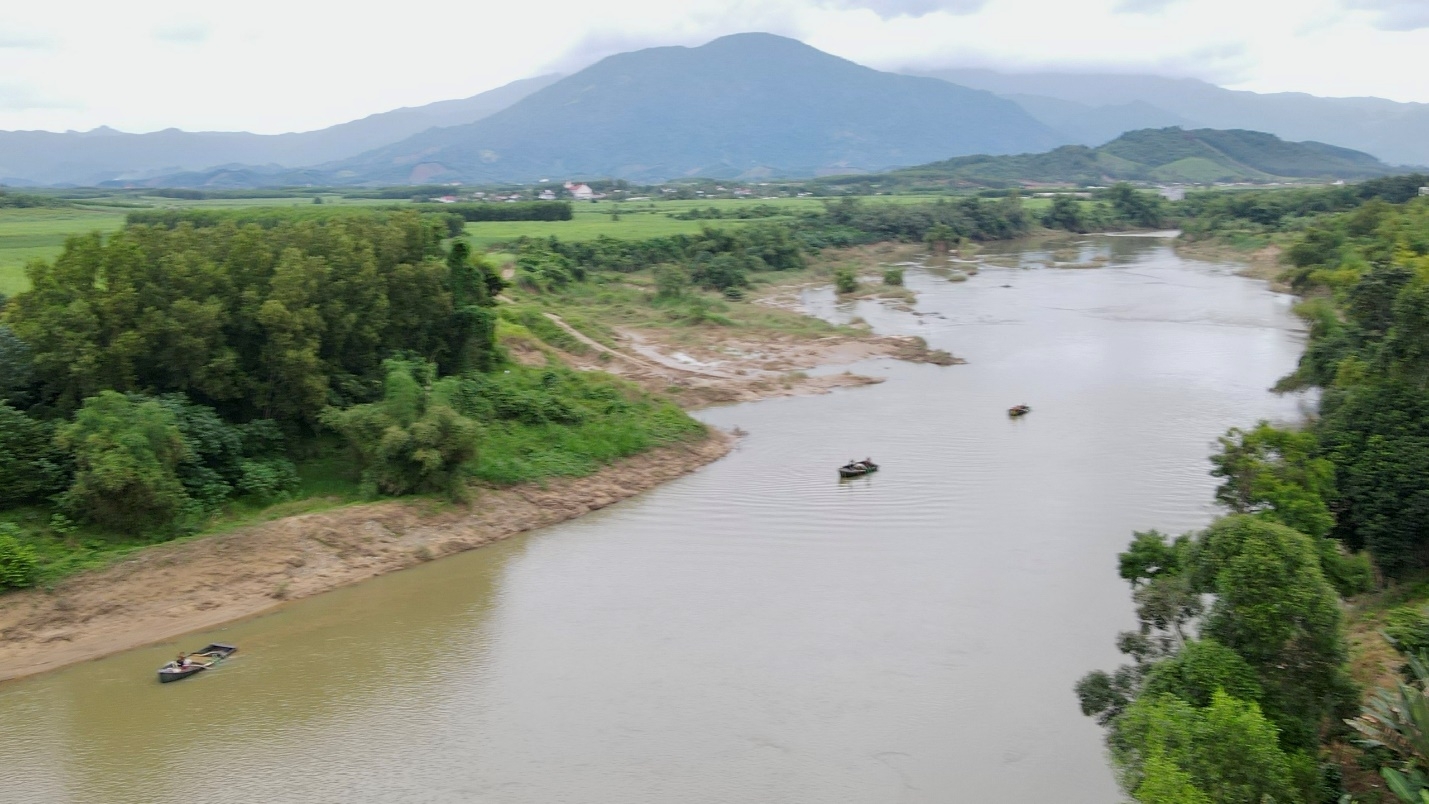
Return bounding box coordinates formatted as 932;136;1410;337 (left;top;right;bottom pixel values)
0;524;39;589
235;458;301;501
1383;605;1429;654
835;268;858;294
883;267;904;286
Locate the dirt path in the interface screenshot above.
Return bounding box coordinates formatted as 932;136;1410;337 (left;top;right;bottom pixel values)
0;432;732;683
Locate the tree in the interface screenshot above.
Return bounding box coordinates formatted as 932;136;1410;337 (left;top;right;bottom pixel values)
834;267;858;294
1198;516;1356;748
1209;422;1336;539
57;391;193;534
0;403;69;507
0;324;34;406
924;223;957;254
322;360;480;498
1317;380;1429;575
1107;183;1166;228
1113;691;1298;804
1043;195;1089;233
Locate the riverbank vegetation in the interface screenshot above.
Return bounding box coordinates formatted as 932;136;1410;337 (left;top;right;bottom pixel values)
1077;187;1429;803
0;212;709;589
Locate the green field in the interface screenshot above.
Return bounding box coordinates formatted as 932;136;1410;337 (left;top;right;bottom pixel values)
0;208;128;296
461;194;977;246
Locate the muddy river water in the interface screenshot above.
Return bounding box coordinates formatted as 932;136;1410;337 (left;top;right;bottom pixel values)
0;236;1310;803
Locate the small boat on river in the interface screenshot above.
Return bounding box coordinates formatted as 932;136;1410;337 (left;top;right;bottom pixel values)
158;643;237;683
839;460;879;478
1008;405;1031;418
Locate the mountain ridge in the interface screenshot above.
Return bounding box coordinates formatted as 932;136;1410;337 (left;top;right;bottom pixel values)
865;127;1394;188
916;68;1429;166
319;33;1063;185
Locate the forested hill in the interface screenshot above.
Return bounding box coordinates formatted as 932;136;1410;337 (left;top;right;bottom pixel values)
919;67;1429;167
877;127;1393;188
321;33;1062;185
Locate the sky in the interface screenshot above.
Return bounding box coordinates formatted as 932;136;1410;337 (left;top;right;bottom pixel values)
0;0;1425;134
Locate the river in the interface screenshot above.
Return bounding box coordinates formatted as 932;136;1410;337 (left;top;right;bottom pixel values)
0;235;1309;803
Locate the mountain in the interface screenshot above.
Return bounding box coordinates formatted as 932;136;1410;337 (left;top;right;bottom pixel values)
916;69;1429;166
0;75;560;186
322;33;1063;185
877;127;1393;187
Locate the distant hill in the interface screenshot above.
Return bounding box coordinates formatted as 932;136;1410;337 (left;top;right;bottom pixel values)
321;33;1062;185
916;68;1429;167
877;127;1393;187
0;75;559;186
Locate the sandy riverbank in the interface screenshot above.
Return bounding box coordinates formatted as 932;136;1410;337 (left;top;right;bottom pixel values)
0;432;732;682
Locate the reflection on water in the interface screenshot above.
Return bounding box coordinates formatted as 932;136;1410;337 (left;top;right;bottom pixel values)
0;238;1308;803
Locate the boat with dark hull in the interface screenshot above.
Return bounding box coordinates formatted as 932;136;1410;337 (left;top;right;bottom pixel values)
838;460;879;478
158;643;237;683
1008;405;1031;418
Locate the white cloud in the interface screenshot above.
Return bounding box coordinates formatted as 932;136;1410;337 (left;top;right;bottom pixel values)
1112;0;1183;13
0;33;52;49
0;84;72;111
0;0;1425;134
153;22;211;45
814;0;990;19
1343;0;1429;31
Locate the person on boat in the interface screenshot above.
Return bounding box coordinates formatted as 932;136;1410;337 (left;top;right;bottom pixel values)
175;653;189;669
863;457;873;467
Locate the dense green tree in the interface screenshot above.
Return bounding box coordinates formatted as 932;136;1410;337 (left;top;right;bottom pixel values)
1042;195;1090;233
1318;380;1429;574
0;324;34;406
6;213;486;426
322;360;481;498
0;403;69;507
1209;422;1336;539
57;391;193;534
1197;516;1356;748
1107;183;1167;228
1113;691;1298;804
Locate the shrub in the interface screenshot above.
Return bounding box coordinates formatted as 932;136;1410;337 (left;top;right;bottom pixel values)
0;524;40;589
1383;605;1429;654
835;268;858;294
883;267;904;286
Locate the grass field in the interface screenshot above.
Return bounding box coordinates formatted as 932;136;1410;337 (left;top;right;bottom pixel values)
461;194;985;246
0;208;128;296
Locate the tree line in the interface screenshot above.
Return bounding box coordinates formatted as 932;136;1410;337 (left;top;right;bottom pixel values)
1077;191;1429;803
0;210;709;588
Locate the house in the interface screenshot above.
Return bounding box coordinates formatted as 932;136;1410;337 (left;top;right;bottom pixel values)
564;182;596;201
436;195;458;203
538;190;557;201
1419;186;1429;197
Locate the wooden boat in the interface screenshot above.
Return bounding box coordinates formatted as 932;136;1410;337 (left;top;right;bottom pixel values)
1008;405;1031;417
157;643;237;683
838;461;879;478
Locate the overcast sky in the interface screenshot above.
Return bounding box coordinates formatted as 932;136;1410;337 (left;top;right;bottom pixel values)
1;0;1425;134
